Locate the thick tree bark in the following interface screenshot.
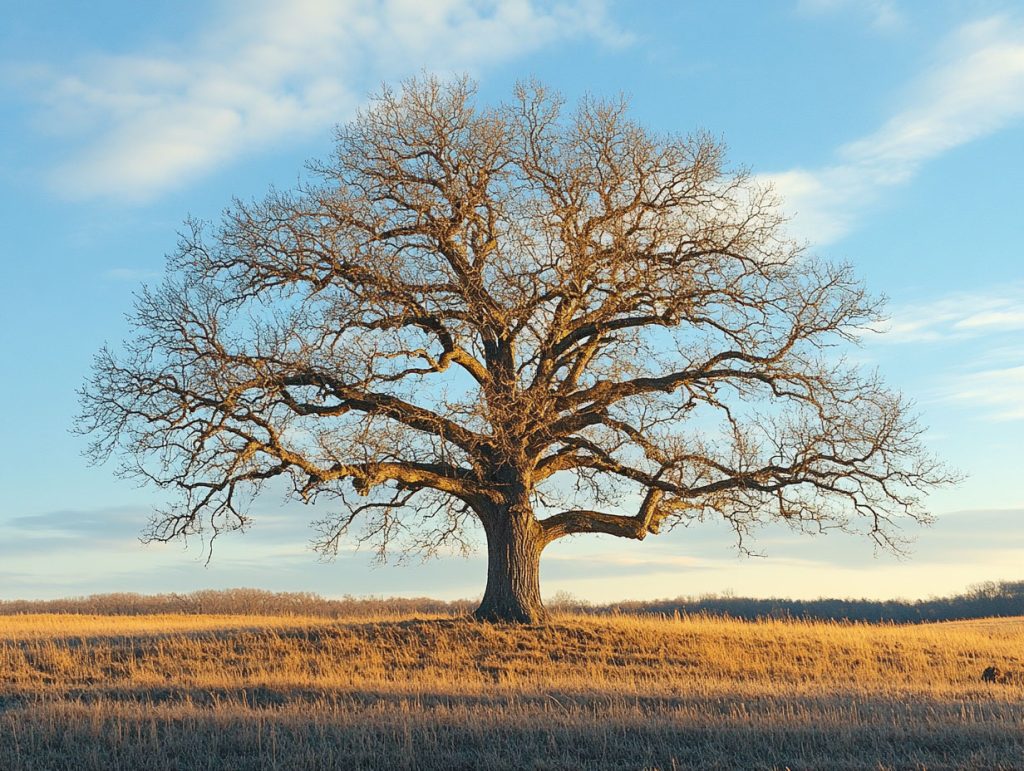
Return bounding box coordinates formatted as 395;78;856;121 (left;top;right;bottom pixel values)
474;505;546;624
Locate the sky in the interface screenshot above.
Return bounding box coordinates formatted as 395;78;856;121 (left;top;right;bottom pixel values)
1;0;1022;604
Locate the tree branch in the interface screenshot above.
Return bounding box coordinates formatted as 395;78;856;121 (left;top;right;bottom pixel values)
539;488;667;543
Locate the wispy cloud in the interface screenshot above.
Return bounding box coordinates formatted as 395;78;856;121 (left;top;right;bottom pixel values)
8;506;142;535
0;506;144;559
944;365;1024;421
866;284;1024;421
26;0;628;202
0;502;486;600
870;284;1024;343
796;0;904;32
768;15;1024;244
542;508;1024;601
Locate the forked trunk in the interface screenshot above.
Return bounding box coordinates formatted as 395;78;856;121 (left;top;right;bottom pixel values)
474;507;546;624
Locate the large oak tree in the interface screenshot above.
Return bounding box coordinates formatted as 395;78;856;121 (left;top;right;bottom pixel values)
79;77;952;623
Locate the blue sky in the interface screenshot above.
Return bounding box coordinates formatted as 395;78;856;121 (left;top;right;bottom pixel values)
1;0;1022;603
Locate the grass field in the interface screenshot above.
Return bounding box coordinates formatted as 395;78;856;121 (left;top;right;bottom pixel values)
1;611;1022;770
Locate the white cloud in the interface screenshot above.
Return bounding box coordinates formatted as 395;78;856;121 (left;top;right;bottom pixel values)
33;0;628;202
767;15;1024;244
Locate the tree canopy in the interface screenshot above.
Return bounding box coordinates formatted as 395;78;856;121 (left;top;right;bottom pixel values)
78;76;954;622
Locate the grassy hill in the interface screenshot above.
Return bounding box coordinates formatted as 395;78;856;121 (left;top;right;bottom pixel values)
1;611;1023;769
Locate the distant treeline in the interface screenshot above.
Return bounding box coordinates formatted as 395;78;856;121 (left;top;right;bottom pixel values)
580;580;1024;623
0;580;1022;622
0;589;474;618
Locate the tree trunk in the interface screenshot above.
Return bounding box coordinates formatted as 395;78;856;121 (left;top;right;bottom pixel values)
474;507;546;624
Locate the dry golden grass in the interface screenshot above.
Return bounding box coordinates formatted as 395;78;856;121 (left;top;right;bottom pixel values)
1;611;1022;769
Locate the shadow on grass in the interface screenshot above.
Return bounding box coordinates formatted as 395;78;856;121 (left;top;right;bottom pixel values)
2;686;1023;770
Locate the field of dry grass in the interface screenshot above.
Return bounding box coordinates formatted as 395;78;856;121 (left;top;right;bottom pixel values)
1;611;1022;770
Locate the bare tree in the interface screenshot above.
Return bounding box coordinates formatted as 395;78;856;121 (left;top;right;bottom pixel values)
78;76;954;623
